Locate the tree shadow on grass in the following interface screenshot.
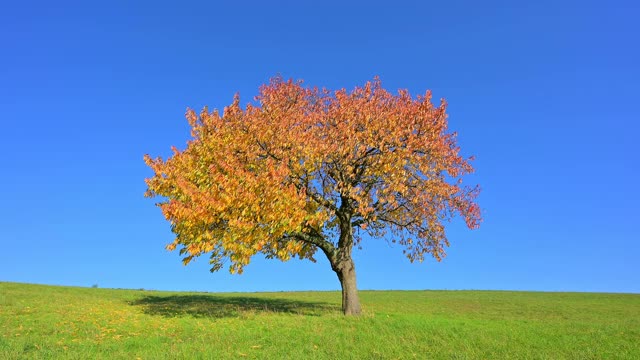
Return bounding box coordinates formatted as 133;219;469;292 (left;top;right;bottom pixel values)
130;294;339;319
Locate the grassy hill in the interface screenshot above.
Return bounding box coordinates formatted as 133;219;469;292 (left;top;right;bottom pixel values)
1;282;638;359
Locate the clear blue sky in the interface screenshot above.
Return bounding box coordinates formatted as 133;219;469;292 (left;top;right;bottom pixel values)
1;0;638;293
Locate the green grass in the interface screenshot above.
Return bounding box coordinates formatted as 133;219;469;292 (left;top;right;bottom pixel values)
1;282;638;359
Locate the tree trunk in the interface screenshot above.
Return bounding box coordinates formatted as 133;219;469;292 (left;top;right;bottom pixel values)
335;258;361;315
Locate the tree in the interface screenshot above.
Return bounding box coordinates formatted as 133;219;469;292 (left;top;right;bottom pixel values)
144;77;481;315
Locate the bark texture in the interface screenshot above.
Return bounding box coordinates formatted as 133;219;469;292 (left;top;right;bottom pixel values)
335;258;361;315
330;207;362;315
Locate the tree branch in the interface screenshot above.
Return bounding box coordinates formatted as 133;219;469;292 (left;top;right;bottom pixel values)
284;231;336;262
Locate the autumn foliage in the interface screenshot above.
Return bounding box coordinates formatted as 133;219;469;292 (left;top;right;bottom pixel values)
144;77;480;315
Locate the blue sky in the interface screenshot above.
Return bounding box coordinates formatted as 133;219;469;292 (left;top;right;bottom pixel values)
1;0;638;293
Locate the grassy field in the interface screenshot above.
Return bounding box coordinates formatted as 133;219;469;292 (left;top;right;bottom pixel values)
0;282;638;359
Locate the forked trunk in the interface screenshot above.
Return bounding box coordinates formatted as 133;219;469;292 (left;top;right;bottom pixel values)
335;258;361;315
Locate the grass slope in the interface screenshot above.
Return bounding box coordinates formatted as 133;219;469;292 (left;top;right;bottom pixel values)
1;282;638;359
